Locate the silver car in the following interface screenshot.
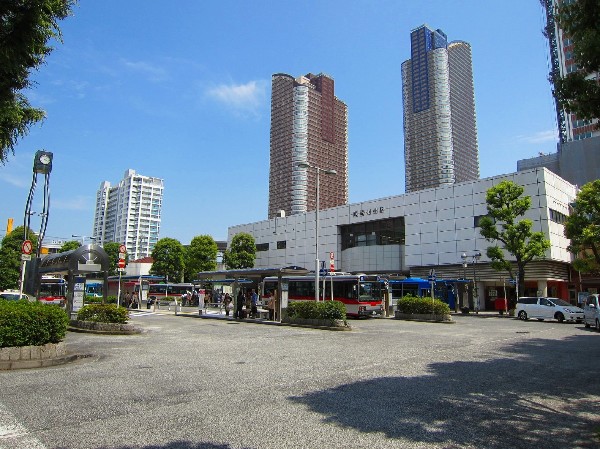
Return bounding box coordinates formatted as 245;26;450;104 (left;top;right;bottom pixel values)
583;294;600;331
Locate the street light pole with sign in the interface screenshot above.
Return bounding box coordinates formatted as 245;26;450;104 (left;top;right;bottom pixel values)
116;244;127;306
296;161;337;303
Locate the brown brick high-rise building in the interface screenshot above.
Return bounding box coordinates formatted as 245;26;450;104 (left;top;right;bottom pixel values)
268;73;348;219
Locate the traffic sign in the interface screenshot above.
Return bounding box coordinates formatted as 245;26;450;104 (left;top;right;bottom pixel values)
118;252;126;259
118;259;126;268
508;279;517;285
119;244;127;254
329;252;335;272
22;240;32;255
21;254;31;261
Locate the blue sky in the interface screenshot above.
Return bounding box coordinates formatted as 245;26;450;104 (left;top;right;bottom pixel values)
0;0;558;245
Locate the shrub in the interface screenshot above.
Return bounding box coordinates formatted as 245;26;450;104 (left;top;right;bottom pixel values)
396;294;451;315
287;300;347;323
0;300;69;348
77;304;129;324
84;296;117;305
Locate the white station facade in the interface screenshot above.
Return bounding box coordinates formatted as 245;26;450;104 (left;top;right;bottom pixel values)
228;168;577;310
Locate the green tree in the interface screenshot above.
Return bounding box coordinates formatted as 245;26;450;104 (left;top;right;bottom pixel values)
149;238;185;283
184;235;218;282
0;226;38;290
1;0;75;164
59;240;79;252
564;179;600;273
551;0;600;127
103;242;126;277
479;181;551;303
223;233;256;269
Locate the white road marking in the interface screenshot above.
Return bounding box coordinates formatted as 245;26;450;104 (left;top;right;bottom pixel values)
0;404;47;449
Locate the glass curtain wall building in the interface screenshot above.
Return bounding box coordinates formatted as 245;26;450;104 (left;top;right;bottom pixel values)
402;25;479;193
268;73;348;219
92;169;163;260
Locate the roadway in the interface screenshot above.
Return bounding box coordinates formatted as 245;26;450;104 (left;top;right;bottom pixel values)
0;312;599;448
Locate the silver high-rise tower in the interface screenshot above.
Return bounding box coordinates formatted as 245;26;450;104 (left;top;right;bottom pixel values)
402;25;479;193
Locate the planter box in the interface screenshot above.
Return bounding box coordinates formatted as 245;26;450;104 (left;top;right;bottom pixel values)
70;320;141;334
0;342;74;370
282;316;349;329
394;311;453;322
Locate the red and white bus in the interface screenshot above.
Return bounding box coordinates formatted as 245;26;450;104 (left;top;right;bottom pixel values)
262;274;385;317
38;276;67;306
148;283;194;300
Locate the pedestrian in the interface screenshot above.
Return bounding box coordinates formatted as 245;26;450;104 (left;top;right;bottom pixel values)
223;293;232;316
250;289;258;318
267;290;276;321
198;290;205;315
192;289;199;306
235;290;245;319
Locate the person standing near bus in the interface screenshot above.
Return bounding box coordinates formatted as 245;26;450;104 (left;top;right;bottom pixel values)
235;290;244;319
250;289;258;318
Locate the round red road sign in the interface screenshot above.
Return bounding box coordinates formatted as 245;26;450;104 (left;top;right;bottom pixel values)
22;240;33;255
119;244;127;253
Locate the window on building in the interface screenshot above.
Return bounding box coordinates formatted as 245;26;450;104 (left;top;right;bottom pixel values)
277;240;286;249
340;217;405;250
549;208;567;224
474;215;495;227
256;243;269;252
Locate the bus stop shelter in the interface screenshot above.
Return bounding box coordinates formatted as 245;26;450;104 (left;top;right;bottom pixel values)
34;244;110;316
196;266;309;321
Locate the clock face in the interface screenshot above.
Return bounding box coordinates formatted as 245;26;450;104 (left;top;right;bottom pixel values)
39;154;51;164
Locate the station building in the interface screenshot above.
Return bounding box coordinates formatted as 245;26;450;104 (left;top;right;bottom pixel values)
228;168;578;310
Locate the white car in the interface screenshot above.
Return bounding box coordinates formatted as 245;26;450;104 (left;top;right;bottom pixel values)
583;294;600;331
516;297;584;323
0;290;34;302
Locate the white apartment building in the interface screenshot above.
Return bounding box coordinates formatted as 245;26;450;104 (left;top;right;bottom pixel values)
92;169;163;260
228;168;578;309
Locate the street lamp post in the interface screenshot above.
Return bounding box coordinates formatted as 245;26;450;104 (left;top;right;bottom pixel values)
461;251;482;312
297;161;336;303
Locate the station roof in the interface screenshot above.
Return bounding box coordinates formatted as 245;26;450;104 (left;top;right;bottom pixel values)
196;266;308;281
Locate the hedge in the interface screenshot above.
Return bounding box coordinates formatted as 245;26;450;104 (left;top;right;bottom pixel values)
76;304;129;324
396;294;451;315
84;296;118;304
0;300;69;348
287;300;347;323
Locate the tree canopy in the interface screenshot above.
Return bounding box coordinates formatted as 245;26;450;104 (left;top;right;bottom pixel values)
479;181;551;302
223;233;256;269
0;226;39;290
149;238;185;283
59;240;80;252
184;235;218;282
552;0;600;126
564;179;600;273
0;0;75;164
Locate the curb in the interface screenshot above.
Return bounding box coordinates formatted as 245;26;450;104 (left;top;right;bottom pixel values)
0;353;91;371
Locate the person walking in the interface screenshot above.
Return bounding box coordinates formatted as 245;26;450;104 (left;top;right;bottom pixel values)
223;293;232;316
250;289;258;318
267;291;275;321
235;290;244;319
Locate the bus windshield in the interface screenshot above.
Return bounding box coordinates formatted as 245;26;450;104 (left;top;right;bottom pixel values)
358;281;381;301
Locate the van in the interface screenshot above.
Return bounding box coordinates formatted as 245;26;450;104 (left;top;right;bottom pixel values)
583;294;600;331
516;297;584;323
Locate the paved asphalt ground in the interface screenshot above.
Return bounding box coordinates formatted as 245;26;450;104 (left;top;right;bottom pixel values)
1;311;599;449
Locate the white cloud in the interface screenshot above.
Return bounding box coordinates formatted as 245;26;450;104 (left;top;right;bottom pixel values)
0;171;29;188
206;80;267;116
52;195;91;211
517;130;558;144
121;59;168;82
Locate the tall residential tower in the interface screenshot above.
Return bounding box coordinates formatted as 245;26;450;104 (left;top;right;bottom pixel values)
92;169;163;260
542;0;598;142
402;25;479;193
268;73;348;219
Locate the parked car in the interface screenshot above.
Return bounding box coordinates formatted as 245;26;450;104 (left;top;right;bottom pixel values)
583;293;600;331
516;296;584;323
0;290;34;302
